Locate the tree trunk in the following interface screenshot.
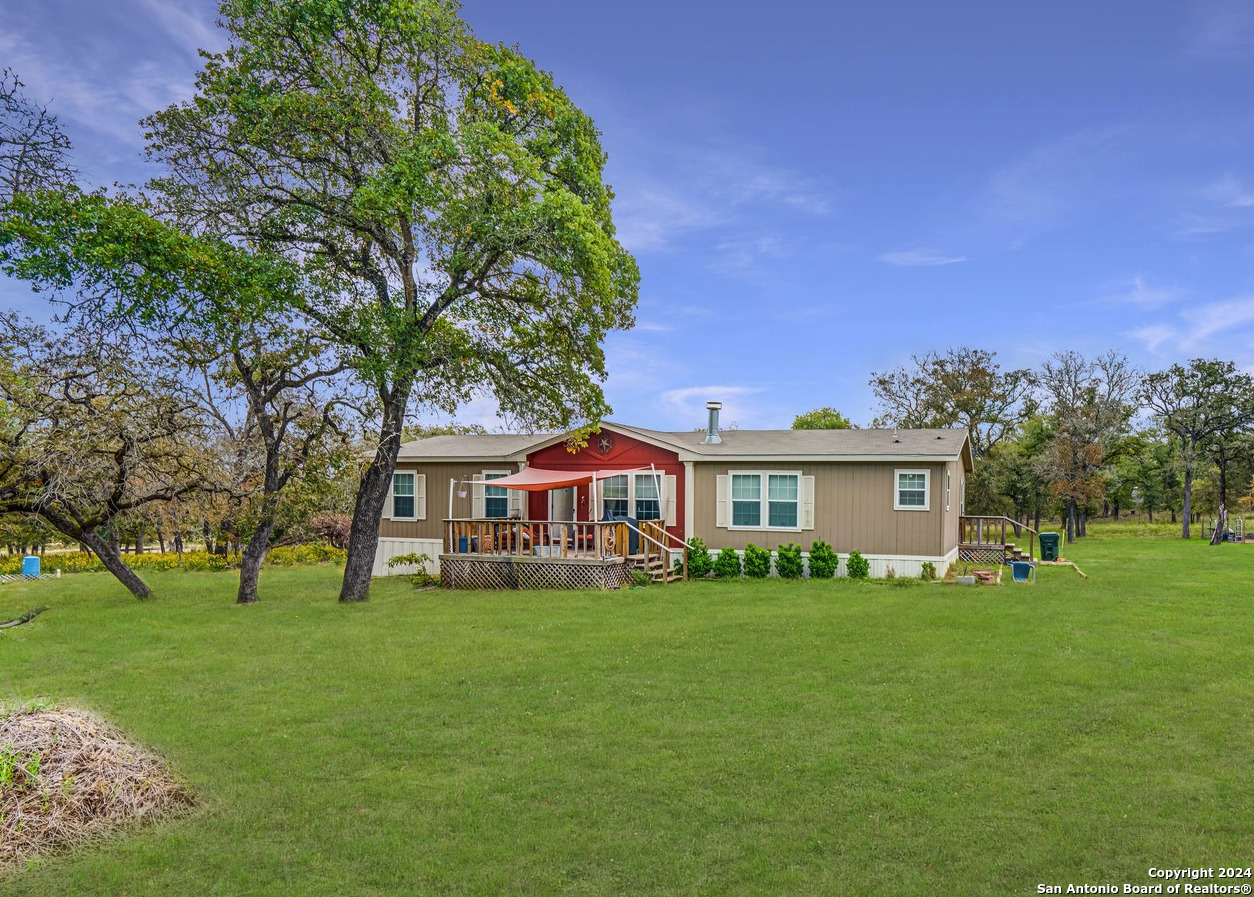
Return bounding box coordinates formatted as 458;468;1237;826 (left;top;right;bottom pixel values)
1181;465;1193;538
236;521;275;605
1080;508;1087;537
339;387;409;603
1066;499;1077;543
203;518;215;555
135;531;144;555
81;530;152;599
156;526;166;554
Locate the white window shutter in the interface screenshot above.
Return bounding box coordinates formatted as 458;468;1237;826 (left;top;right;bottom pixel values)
509;488;524;517
716;475;729;528
415;474;427;521
664;475;677;527
801;476;815;530
386;475;396;520
472;474;485;518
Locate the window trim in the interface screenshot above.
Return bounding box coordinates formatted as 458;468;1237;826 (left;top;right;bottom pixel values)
597;472;668;522
894;468;930;512
727;470;803;532
390;471;417;521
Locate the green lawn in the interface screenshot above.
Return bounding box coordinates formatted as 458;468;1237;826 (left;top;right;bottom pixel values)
2;536;1253;896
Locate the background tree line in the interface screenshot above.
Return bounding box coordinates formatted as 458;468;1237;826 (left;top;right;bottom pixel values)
798;346;1254;544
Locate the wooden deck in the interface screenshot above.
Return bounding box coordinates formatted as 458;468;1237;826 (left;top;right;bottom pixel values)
440;519;688;589
959;515;1038;565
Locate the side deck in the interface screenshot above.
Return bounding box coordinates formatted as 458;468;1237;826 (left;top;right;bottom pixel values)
959;515;1038;565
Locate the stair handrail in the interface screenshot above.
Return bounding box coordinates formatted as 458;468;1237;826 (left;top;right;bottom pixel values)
959;515;1040;561
622;519;688;581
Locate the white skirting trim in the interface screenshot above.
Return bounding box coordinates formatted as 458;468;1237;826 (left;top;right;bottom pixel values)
373;538;443;577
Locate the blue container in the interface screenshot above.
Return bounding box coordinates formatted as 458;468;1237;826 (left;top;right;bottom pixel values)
22;555;40;578
458;537;469;554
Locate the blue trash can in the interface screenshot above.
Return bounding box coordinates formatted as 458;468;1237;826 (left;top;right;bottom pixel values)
458;537;469;554
22;555;40;578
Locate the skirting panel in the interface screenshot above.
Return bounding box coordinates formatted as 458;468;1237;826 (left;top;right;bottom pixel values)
439;555;633;591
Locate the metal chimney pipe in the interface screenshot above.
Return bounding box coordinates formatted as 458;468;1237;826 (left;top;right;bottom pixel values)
704;401;723;444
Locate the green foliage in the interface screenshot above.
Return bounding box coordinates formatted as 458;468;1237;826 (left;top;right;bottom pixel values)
386;552;433;570
920;561;937;581
846;549;870;580
807;540;838;579
684;536;713;578
775;542;804;579
791;407;854;430
630;569;652;588
743;543;771;579
712;547;742;579
0;545;346;576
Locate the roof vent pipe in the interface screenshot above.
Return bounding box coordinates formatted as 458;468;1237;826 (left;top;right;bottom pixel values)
704;401;723;444
892;427;900;443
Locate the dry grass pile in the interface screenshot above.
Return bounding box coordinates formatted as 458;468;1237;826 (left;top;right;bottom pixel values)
1;706;193;871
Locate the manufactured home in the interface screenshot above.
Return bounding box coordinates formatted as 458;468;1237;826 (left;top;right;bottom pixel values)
375;403;980;587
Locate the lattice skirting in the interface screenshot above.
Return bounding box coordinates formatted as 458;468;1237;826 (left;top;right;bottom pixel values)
439;555;633;591
959;547;1006;565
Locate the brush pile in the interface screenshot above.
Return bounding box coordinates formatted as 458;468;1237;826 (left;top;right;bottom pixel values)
1;706;193;870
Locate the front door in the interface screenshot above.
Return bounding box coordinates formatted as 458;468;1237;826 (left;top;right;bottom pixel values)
550;487;576;522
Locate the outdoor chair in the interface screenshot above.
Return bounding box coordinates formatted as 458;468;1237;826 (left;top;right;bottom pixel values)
1009;561;1036;583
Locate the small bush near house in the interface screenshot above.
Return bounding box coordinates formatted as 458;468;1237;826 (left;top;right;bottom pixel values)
808;540;838;579
743;543;771;579
630;569;652;588
685;536;714;578
847;549;870;580
387;552;439;587
713;547;742;579
776;542;804;579
920;561;937;581
885;565;897;580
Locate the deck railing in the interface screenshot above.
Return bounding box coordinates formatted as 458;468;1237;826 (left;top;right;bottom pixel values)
442;518;689;582
959;515;1037;561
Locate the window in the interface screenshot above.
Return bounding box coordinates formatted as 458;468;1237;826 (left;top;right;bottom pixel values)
768;474;799;527
728;472;801;530
634;474;661;521
895;469;929;511
484;471;509;518
392;472;415;519
601;475;629;518
731;474;761;527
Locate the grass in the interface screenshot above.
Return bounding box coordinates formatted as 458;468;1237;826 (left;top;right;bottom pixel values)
1;537;1253;895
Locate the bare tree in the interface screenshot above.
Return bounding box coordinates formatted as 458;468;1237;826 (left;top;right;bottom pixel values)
0;315;206;597
1037;351;1141;541
870;347;1035;458
0;69;75;202
1143;359;1254;538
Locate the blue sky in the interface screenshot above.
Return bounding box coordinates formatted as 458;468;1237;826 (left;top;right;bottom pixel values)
4;0;1254;431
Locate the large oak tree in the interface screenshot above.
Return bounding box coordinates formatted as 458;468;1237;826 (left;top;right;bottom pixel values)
143;0;639;601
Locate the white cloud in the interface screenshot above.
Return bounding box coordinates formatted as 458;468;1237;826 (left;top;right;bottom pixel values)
1128;295;1254;354
1187;0;1254;57
657;385;766;429
1101;276;1182;309
876;248;968;267
1175;174;1254;238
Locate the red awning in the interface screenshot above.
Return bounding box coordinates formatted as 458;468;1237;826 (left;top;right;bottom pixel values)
465;467;649;492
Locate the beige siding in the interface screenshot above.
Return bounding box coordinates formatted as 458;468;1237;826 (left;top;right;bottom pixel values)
379;461;504;541
693;461;950;557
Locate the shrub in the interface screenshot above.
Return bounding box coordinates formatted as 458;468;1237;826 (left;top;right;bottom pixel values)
630;569;652;588
743;543;771;579
846;549;870;580
307;511;352;549
808;541;838;579
684;536;714;578
712;547;742;579
884;565;896;580
775;542;804;579
920;561;937;581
